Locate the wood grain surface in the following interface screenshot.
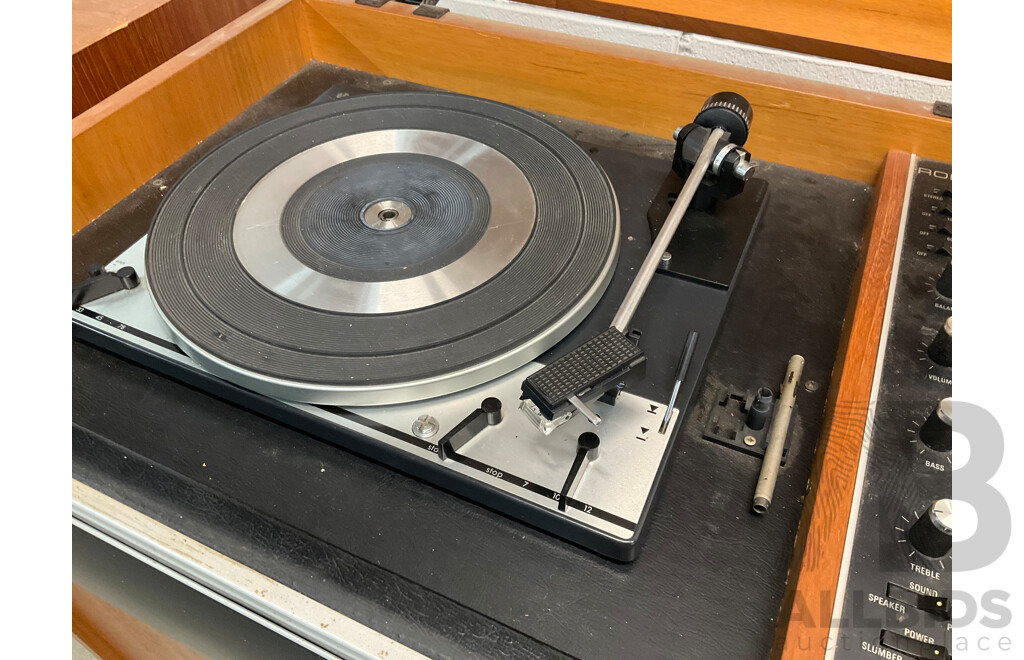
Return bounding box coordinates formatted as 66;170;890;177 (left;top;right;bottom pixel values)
73;0;170;53
772;150;912;659
303;1;949;183
517;0;951;79
73;583;208;660
72;0;950;236
73;0;267;116
71;0;308;232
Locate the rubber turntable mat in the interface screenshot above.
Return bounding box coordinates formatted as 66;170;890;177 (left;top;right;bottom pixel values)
283;153;489;281
73;62;872;659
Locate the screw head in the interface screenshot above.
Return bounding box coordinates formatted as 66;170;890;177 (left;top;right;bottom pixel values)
804;380;819;392
743;435;757;447
412;414;439;439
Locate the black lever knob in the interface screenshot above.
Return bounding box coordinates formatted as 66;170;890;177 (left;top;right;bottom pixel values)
919;398;953;452
72;264;141;307
437;398;503;461
481;396;503;425
927;317;953;367
558;432;601;511
908;499;953;557
115;266;140;289
936;262;952;298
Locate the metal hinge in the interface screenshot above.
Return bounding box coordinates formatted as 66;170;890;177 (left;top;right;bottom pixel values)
355;0;450;19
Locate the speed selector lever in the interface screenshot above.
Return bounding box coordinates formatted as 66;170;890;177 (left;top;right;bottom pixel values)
72;264;141;307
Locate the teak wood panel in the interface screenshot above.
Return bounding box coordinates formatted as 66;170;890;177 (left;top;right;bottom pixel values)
519;0;951;79
71;0;950;232
73;0;268;117
73;582;207;660
302;1;949;183
71;0;309;232
772;150;912;659
73;0;172;53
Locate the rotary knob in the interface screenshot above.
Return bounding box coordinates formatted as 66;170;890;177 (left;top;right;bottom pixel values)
936;262;951;298
908;499;953;558
695;91;753;146
927;316;953;367
919;398;953;451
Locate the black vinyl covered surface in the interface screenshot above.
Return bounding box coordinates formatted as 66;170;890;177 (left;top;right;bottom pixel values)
73;63;871;659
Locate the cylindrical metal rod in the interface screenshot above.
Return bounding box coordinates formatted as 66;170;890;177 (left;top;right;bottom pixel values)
659;330;700;434
753;355;805;514
611;127;725;332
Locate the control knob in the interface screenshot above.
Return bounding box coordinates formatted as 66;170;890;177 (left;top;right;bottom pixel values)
919;398;953;452
927;316;953;367
936;262;952;298
908;499;953;558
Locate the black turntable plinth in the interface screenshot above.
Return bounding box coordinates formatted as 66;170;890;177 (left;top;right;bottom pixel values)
73;62;871;659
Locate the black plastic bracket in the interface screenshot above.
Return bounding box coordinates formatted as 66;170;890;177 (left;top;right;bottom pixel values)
702;387;790;465
647;177;769;288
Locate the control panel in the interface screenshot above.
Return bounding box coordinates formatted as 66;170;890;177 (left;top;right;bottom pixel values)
830;158;953;659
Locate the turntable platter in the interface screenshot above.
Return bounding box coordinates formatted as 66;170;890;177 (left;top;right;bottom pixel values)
146;92;619;404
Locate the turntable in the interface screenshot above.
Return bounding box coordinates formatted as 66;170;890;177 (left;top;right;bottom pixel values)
69;0;957;652
73;85;767;559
